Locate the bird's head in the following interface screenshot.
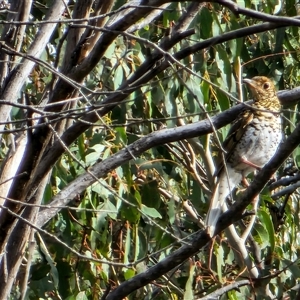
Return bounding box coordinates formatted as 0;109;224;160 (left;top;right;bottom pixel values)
243;76;281;112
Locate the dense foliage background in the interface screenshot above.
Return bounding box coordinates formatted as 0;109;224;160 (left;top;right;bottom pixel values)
1;0;300;299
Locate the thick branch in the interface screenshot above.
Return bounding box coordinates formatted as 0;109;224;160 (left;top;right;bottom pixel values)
103;112;300;300
36;88;300;227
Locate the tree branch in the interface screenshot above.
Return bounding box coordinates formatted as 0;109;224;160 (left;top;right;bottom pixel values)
102;111;300;300
36;87;300;227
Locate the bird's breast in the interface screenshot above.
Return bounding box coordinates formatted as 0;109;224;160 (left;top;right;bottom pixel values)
229;115;282;172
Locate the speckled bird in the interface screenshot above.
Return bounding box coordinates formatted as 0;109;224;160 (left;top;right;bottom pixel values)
205;76;282;237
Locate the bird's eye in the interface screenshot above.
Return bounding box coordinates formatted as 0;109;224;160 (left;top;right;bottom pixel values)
263;82;270;89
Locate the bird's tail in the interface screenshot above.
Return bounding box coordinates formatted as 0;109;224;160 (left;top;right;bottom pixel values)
205;171;241;237
205;182;222;237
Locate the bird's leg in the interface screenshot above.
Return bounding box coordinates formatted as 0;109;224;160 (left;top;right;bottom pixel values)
241;169;260;206
240;156;261;171
240;157;261;188
240;156;276;186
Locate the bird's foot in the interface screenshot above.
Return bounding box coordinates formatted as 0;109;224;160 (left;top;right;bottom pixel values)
241;177;249;187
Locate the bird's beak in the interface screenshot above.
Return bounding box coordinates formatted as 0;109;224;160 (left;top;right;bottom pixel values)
243;78;255;89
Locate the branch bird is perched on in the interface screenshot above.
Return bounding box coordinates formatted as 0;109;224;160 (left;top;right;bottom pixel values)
205;76;282;237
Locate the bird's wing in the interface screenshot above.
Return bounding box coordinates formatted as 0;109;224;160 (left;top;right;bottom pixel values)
215;108;254;178
206;108;254;236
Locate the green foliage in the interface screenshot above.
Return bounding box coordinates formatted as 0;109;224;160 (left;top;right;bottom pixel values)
3;0;300;299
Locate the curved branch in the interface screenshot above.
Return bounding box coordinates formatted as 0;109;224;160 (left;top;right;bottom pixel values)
197;279;251;300
102;106;300;300
36;86;300;227
36;102;245;226
213;0;300;25
26;8;300;205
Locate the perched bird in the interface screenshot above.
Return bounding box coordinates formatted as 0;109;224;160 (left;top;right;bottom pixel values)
205;76;282;237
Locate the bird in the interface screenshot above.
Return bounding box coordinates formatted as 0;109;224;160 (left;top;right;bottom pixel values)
205;76;282;237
